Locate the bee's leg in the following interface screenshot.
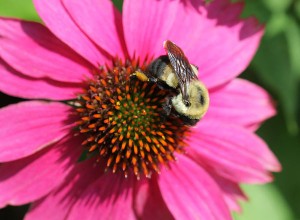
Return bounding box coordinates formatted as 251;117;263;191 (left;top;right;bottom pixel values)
162;97;172;116
131;71;163;89
131;71;172;90
149;77;174;91
131;71;149;82
148;76;159;84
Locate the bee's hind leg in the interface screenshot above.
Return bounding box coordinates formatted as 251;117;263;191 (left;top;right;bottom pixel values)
131;71;149;82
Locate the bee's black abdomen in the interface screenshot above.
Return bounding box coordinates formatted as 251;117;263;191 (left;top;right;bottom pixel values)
147;55;169;78
146;55;175;91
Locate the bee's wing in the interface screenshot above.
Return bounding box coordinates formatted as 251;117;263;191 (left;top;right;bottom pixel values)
164;40;197;103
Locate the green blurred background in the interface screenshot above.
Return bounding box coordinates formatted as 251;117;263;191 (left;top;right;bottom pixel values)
0;0;299;219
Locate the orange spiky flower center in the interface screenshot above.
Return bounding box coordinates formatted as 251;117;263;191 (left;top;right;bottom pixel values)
74;58;189;179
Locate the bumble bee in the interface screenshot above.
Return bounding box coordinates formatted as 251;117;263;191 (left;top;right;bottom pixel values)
133;40;209;126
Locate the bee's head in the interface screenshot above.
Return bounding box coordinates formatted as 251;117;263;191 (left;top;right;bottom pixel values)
171;80;209;120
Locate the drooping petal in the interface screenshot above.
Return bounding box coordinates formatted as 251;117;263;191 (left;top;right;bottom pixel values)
188;119;281;183
0;18;93;83
62;0;127;59
0;101;74;162
25;160;101;220
33;0;110;66
211;173;247;212
123;0;263;88
133;178;174;220
158;155;231;220
0;59;82;100
0;135;81;208
206;79;276;129
67;173;136;220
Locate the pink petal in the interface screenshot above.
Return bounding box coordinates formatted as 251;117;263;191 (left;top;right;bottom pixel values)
0;17;93;83
133;178;174;220
0;135;81;208
26;160;101;220
0;101;74;162
33;0;110;66
67;173;136;220
211;173;247;212
123;0;263;88
0;59;82;100
62;0;127;58
206;79;276;129
158;155;231;220
123;0;180;62
188;119;281;183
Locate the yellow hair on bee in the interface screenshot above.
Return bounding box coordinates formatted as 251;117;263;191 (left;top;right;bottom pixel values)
133;71;149;82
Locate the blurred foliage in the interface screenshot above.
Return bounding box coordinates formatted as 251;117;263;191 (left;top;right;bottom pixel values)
242;0;300;135
258;108;300;219
112;0;123;10
241;0;300;218
0;0;40;21
0;0;300;219
233;184;294;220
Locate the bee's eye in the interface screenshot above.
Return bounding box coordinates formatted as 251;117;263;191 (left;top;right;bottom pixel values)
183;99;191;107
199;95;205;105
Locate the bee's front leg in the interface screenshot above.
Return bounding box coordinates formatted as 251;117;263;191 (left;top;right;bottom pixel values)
162;97;172;116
